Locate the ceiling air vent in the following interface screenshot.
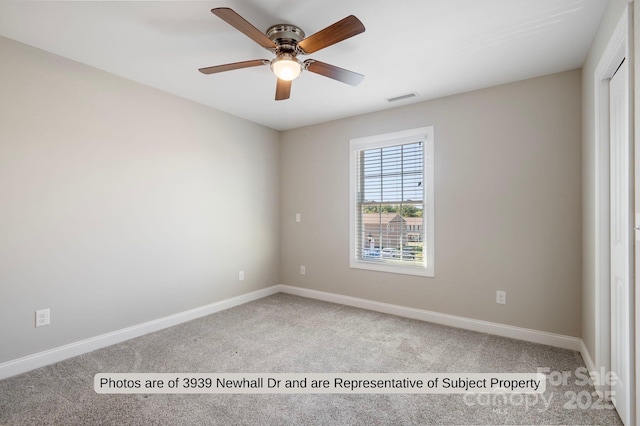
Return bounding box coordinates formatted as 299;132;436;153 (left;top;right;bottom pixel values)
387;92;417;103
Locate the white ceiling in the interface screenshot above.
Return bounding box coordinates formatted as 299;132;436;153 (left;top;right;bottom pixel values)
0;0;607;131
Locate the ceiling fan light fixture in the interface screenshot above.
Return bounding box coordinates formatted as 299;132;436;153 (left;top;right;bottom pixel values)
271;54;302;81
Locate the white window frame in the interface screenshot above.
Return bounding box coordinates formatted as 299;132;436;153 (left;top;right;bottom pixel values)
349;126;435;277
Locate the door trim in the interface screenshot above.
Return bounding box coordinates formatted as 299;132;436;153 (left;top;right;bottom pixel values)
593;3;635;422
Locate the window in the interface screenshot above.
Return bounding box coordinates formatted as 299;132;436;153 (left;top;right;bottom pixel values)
349;126;434;277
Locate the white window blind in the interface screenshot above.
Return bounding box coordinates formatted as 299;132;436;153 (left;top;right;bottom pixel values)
349;126;434;277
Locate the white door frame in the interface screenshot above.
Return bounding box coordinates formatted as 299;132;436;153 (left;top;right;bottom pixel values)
594;4;627;389
610;56;633;424
594;3;635;421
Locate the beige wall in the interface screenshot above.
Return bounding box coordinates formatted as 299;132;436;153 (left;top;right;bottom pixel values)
580;0;631;364
0;36;281;363
281;69;582;337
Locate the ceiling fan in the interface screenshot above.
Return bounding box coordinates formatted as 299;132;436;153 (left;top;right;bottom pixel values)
199;8;366;101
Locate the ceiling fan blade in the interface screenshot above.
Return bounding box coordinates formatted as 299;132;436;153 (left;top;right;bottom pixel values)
211;8;276;50
298;15;365;54
304;60;364;86
275;79;292;101
199;59;269;75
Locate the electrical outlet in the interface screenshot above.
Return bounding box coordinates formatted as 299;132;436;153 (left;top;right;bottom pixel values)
239;270;245;281
35;308;50;327
300;265;306;275
496;291;507;305
296;213;301;223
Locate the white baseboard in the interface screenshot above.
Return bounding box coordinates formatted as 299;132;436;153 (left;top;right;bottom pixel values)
1;284;586;381
579;340;597;373
579;339;607;392
0;286;280;380
275;285;583;352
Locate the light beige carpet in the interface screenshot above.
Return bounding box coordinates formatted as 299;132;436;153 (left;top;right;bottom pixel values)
0;293;623;425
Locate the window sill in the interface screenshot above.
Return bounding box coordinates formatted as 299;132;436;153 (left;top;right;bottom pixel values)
349;259;434;277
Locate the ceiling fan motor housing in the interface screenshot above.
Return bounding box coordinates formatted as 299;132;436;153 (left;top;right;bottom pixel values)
267;24;306;55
